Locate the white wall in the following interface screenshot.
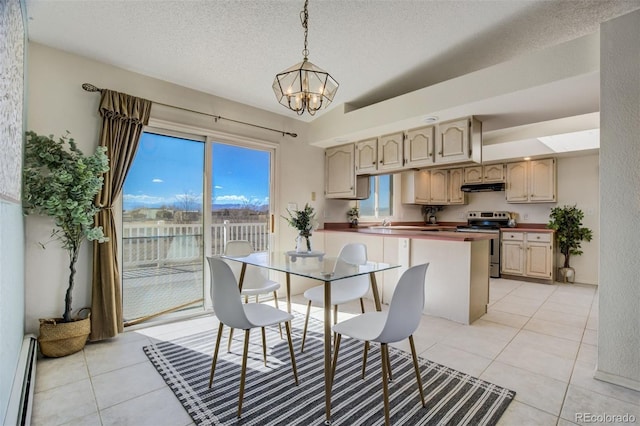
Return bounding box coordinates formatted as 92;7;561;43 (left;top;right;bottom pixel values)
0;0;26;421
597;9;640;391
325;153;600;285
25;42;323;333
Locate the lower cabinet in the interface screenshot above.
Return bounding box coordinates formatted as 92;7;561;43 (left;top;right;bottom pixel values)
501;231;553;281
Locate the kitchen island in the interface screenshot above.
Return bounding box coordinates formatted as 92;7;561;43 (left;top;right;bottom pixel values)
319;226;493;324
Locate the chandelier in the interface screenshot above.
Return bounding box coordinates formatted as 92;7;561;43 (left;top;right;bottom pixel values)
272;0;339;116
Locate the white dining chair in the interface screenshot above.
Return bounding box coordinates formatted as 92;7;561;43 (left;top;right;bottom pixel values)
299;243;369;352
224;240;282;348
331;263;429;426
207;256;298;418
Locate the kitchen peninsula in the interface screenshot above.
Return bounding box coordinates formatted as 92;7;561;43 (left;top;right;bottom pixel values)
319;225;494;325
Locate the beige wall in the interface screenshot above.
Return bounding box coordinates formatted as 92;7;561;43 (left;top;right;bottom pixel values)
25;42;323;333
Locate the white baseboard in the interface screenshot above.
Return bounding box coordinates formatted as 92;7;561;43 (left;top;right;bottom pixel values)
4;335;37;426
594;368;640;392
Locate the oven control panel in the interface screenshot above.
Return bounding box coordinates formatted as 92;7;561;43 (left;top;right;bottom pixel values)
467;211;510;219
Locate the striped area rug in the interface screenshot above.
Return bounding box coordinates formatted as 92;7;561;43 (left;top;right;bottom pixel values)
143;314;515;425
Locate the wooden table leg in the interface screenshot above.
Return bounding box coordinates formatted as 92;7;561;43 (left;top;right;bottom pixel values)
324;280;332;424
369;272;382;311
286;273;292;314
238;263;247;291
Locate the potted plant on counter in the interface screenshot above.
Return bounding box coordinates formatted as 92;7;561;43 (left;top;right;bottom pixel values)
347;206;359;228
547;205;593;283
23;131;110;357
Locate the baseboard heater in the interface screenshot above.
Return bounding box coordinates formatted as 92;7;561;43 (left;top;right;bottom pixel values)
5;335;37;426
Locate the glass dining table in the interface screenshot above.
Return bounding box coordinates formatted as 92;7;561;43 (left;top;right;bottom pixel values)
220;250;400;425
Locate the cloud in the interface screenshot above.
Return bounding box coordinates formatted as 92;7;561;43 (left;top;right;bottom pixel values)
215;195;249;203
214;185;223;189
152;178;163;183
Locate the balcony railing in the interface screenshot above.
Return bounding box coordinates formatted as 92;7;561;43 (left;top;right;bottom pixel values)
122;221;268;267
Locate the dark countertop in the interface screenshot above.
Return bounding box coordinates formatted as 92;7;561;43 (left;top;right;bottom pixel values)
318;226;496;242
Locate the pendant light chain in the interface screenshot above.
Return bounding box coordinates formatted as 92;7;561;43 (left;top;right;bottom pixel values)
301;0;309;60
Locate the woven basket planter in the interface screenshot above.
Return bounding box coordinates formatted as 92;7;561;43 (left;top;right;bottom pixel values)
38;310;90;357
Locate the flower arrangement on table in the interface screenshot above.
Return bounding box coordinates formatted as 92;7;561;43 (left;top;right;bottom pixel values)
284;203;318;252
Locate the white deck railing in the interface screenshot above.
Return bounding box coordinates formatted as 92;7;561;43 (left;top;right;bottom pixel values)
122;221;268;267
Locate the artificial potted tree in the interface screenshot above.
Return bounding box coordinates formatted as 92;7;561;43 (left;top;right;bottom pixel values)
23;131;110;357
547;204;593;283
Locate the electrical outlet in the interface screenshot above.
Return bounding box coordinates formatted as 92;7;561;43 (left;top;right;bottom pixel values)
523;213;529;220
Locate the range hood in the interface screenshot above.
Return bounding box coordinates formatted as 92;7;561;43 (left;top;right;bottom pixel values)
460;182;505;192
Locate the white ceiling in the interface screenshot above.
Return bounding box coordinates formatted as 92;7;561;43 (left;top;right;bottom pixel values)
25;0;640;126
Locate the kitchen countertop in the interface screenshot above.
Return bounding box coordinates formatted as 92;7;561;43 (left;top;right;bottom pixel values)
318;226;497;242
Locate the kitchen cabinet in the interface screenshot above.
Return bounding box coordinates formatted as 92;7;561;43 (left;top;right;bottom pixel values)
448;168;466;204
355;133;403;174
404;125;435;168
501;231;553;281
355;137;377;175
429;169;448;204
401;170;430;204
506;158;556;203
436;117;482;164
378;132;404;172
325;143;370;199
401;168;466;205
464;164;505;184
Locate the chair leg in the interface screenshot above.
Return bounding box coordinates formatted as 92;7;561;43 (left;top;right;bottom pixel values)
380;343;391;426
227;327;234;353
359;297;365;313
261;327;267;367
285;321;299;385
409;335;426;407
362;341;369;379
255;295;259;303
209;323;224;388
237;329;250;418
244;295;249;304
385;344;393;382
333;305;339;349
300;300;312;352
330;333;342;386
273;292;283;339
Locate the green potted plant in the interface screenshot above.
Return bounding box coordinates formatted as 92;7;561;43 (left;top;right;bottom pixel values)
347;206;359;227
547;204;593;283
23;131;110;357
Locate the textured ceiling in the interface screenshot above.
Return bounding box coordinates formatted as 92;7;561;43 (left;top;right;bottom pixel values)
24;0;640;122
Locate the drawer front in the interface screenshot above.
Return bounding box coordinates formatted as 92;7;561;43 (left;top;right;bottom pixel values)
526;232;551;243
502;232;524;241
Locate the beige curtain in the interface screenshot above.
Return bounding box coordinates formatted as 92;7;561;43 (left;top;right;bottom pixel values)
90;90;151;341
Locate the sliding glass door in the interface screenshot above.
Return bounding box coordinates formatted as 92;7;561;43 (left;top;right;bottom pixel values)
121;131;274;325
122;132;205;324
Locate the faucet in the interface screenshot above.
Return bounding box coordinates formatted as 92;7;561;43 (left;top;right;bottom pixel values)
381;217;392;227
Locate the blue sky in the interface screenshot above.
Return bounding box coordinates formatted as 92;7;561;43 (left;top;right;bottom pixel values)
123;133;270;211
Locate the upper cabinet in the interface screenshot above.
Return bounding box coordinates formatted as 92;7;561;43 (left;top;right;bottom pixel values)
463;164;505;184
505;158;556;203
404;125;435;168
325;143;370;199
355;133;404;174
401;168;466;205
378;132;404;172
436;117;482;165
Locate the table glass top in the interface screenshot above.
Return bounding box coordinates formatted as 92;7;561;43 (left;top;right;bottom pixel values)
219;251;399;282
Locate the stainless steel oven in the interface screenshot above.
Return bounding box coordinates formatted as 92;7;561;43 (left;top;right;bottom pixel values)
456;211;510;278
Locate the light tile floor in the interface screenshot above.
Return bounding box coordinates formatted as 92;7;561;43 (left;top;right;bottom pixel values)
32;278;640;426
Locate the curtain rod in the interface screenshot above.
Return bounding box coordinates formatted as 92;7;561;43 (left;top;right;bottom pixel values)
81;83;298;138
